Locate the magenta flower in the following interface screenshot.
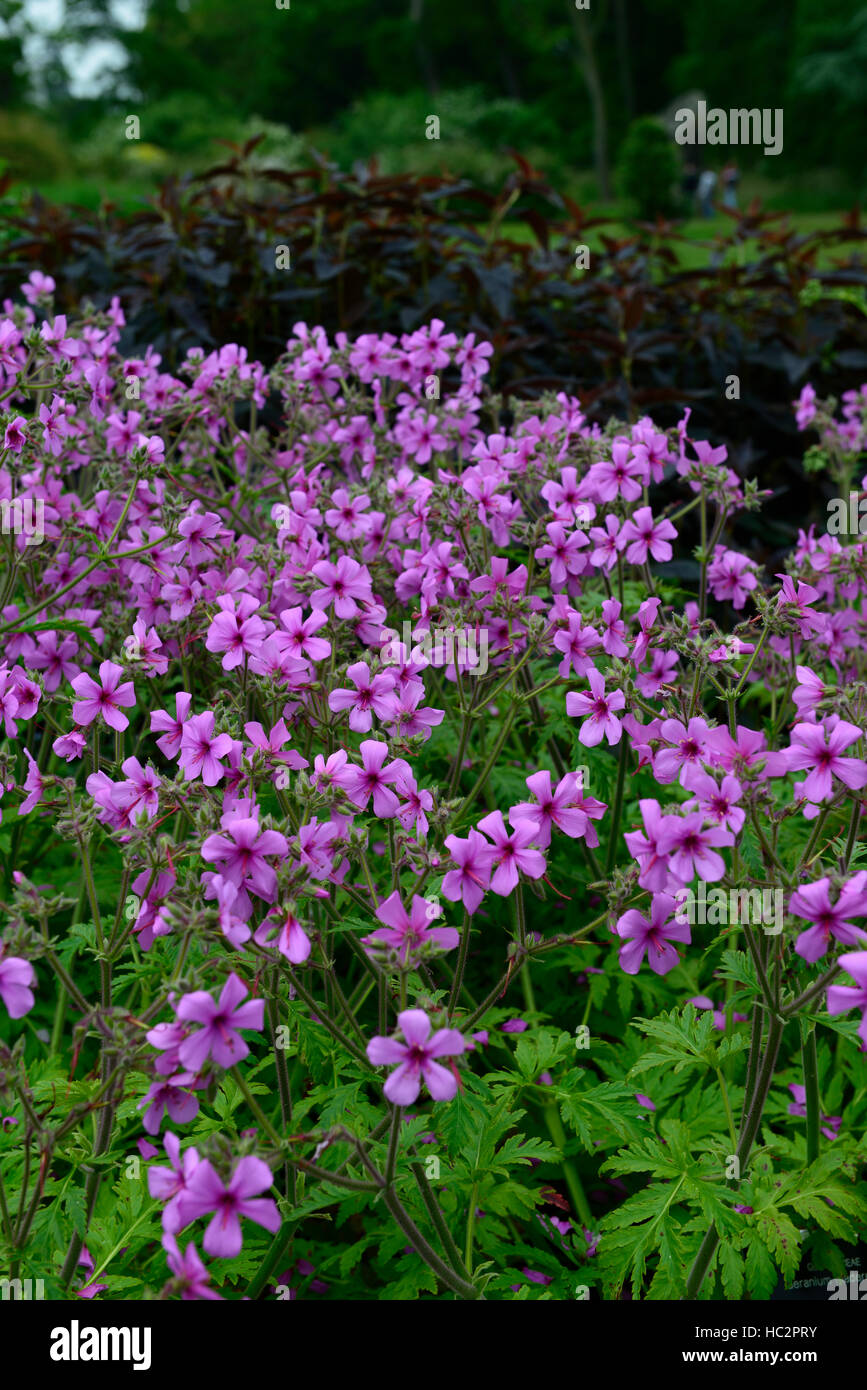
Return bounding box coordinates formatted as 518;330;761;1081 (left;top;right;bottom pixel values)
310;555;371;618
566;667;625;746
200;818;289;902
623;799;680;892
476;810;546;896
340;740;407;817
652;717;712;785
150;691;193;758
179;712;234;786
366;1009;465;1105
254;910;311;964
138;1075;201;1136
783;721;867;806
553;614;602;679
509;769;599;849
616;893;690;975
0;955;35;1018
789;875;867;963
205;594;267;671
180;1156;280;1258
147;1132;201;1233
580;438;645;502
162;1235;223;1300
278;606;331;662
589;514;626;571
619;507;677;564
70;660;136;731
534;522;589;588
328;661;398;731
442;828;494;913
363;890;459;963
665;813;734;883
175;973;265;1071
680;767;745;835
775;575;826;638
707;548;758;609
826;952;867;1050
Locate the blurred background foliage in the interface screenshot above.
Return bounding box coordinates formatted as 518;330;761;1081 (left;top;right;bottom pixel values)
0;0;865;216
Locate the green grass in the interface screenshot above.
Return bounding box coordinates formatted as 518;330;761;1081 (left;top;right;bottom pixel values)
498;211;862;271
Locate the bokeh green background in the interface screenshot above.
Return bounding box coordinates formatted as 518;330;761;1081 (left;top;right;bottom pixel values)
0;0;865;229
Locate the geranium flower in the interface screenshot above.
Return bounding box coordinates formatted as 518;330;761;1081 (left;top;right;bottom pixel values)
366;1009;465;1105
566;667;625;746
789;875;867;963
174;973;265;1071
616;894;690;975
180;1156;280;1258
826;952;867;1051
70;660;136;731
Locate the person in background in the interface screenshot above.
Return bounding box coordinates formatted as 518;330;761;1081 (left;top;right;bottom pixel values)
721;159;740;210
697;167;717;218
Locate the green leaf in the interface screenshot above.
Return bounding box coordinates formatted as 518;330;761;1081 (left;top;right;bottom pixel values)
719;1241;745;1299
558;1080;646;1151
744;1231;778;1299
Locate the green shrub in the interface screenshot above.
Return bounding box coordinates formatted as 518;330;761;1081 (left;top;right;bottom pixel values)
0;110;70;182
616;116;681;221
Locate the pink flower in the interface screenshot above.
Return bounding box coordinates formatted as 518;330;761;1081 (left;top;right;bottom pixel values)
826;952;867;1050
147;1131;201;1233
70;660;136;731
310;555;371;618
205;594;267;670
278;606;331;662
509;769;599;849
623;799;679;892
363;890;459;963
200;818;288;904
162;1235;223;1300
665;813;734;883
783;721;867;806
789;875;867;963
254;909;311;964
476;810;546;896
566;667;625;746
179;712;234;786
150;692;193;758
340;740;407;818
553;613;602;679
180;1156;280;1258
616;893;690;975
175;973;265;1071
775;575;826;638
707;548;758;609
680;766;745;835
534;522;589;588
442;829;494;913
138;1076;201;1136
328;661;398;732
579;438;645;502
4;416;27;452
619;507;677;564
653;717;713;786
0;955;35;1018
366;1009;465;1105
